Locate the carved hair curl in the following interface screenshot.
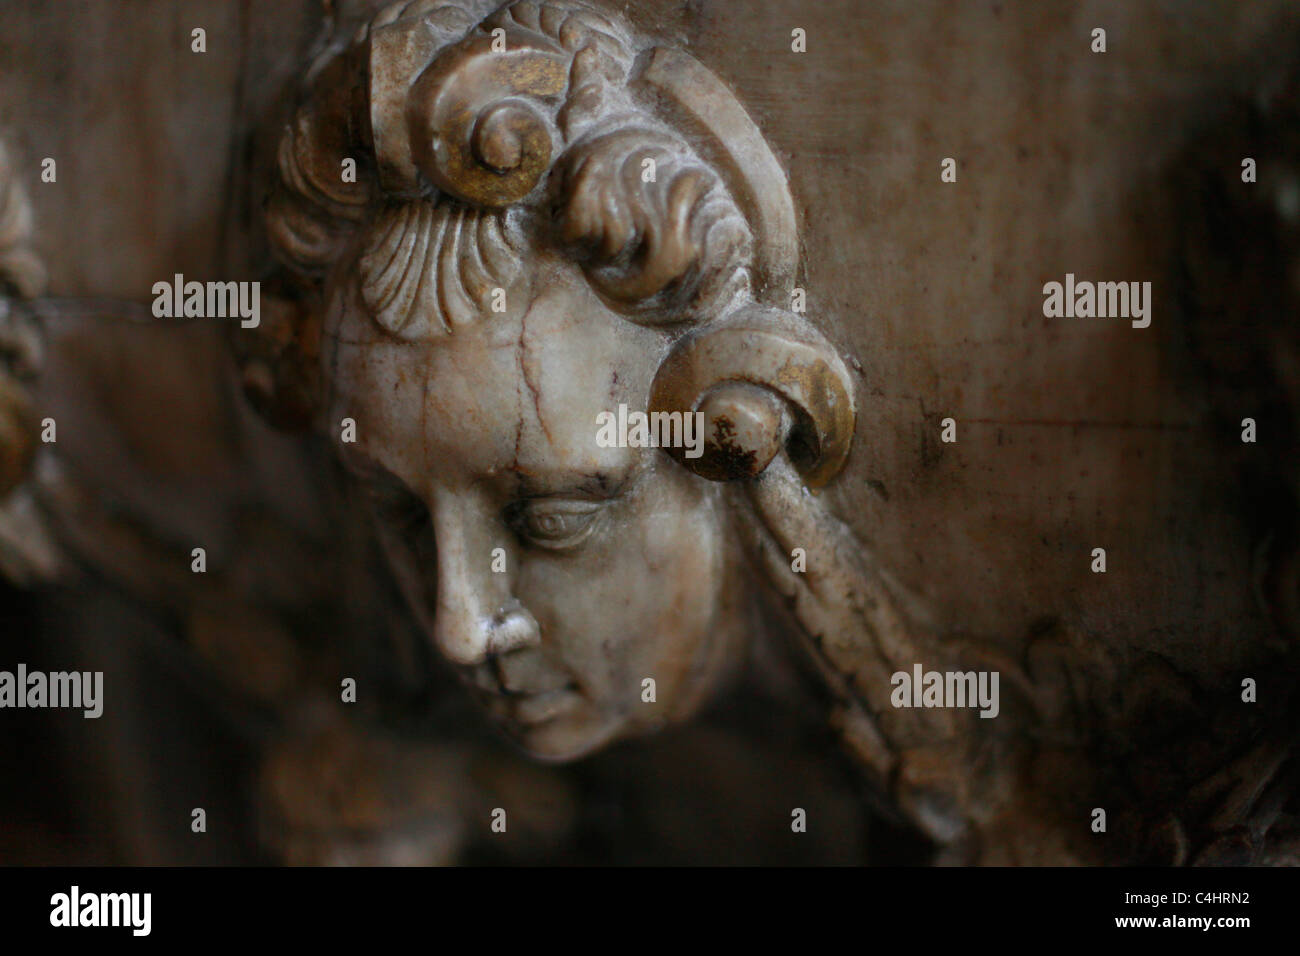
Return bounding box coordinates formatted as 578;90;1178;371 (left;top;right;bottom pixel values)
253;0;753;420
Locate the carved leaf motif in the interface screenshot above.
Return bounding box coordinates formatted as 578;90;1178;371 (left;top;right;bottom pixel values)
358;199;527;339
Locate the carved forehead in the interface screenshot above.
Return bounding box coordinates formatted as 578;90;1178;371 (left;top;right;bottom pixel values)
329;265;665;490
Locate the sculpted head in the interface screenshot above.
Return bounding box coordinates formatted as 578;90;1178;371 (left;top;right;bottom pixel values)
250;0;855;760
325;241;749;760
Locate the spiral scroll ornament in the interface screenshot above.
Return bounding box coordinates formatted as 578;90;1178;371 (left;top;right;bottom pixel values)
406;32;569;207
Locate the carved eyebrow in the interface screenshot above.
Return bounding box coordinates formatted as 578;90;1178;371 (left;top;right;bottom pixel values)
511;468;630;500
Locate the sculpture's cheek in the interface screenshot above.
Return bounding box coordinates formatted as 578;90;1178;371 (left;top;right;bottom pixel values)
508;462;733;759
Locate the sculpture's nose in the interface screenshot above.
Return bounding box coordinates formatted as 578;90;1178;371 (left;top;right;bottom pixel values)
429;489;539;667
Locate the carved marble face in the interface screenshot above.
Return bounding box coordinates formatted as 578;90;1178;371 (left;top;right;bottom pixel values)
327;252;744;760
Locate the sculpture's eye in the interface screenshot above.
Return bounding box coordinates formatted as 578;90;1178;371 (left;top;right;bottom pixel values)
507;498;606;551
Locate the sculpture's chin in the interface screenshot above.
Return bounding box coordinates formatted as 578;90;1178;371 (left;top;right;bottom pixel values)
504;711;627;764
